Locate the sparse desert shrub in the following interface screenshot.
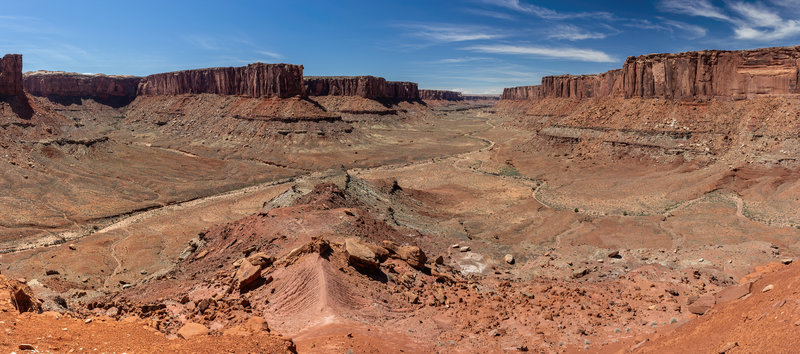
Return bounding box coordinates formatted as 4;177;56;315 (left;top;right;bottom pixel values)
498;165;521;177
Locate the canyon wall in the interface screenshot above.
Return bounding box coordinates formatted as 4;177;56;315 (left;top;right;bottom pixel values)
138;63;304;98
304;76;419;100
24;71;141;103
0;54;23;97
502;46;800;101
420;90;463;101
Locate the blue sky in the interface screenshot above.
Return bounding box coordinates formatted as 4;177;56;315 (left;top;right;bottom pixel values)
3;0;800;94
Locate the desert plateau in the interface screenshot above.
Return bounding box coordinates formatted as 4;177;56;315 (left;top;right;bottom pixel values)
3;1;800;353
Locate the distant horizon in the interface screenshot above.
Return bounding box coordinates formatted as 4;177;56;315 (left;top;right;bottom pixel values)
4;1;800;94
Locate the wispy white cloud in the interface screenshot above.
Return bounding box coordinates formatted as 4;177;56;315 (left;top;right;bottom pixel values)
256;50;282;59
185;36;222;51
728;1;800;40
464;44;615;62
401;24;505;43
658;0;731;21
463;8;517;21
547;25;608;41
627;18;707;39
482;0;613;20
659;0;800;41
433;57;493;64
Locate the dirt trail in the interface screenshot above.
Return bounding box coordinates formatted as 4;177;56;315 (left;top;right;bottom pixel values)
3;109;496;257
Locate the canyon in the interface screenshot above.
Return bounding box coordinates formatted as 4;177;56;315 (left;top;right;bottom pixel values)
502;46;800;101
2;45;800;354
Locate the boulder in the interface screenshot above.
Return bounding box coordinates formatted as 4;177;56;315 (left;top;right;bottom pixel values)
177;322;209;339
233;259;261;290
7;280;42;313
246;252;274;268
396;245;427;269
345;238;379;269
715;282;752;303
504;254;515;264
687;295;715;315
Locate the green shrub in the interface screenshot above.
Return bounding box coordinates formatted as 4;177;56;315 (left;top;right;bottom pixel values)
498;165;521;177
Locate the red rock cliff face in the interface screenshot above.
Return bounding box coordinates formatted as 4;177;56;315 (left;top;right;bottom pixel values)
24;71;141;101
0;54;23;97
420;90;463;101
138;63;304;98
387;81;419;100
502;46;800;101
304;76;419;100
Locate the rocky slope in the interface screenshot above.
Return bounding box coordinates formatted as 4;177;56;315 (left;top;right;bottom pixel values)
24;71;141;106
502;46;800;101
138;63;304;98
0;54;23;97
304;76;419;100
420;89;463;101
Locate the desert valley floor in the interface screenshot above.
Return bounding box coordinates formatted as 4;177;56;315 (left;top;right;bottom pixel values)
3;46;800;353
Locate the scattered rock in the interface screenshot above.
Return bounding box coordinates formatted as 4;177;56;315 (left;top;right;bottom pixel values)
68;244;76;250
761;284;774;293
45;269;59;276
403;291;420;304
194;250;208;260
7;280;43;313
607;250;620;258
177;322;209;339
18;344;36;351
504;254;515;264
459;246;470;252
434;255;445;265
396;245;427;269
781;258;793;265
246;252;274;268
245;316;270;332
345;238;380;269
715;282;752;303
687;295;715;315
451;244;460;248
571;268;591;279
233;259;262;290
718;341;738;353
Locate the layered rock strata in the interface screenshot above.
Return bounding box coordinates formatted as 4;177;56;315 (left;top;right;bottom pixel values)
138;63;304;98
304;76;419;100
0;54;23;97
24;71;141;104
420;90;463;101
502;46;800;101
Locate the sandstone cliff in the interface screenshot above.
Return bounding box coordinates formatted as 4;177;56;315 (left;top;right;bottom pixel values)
502;46;800;101
138;63;304;98
304;76;419;100
0;54;23;97
24;71;141;104
420;90;463;101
